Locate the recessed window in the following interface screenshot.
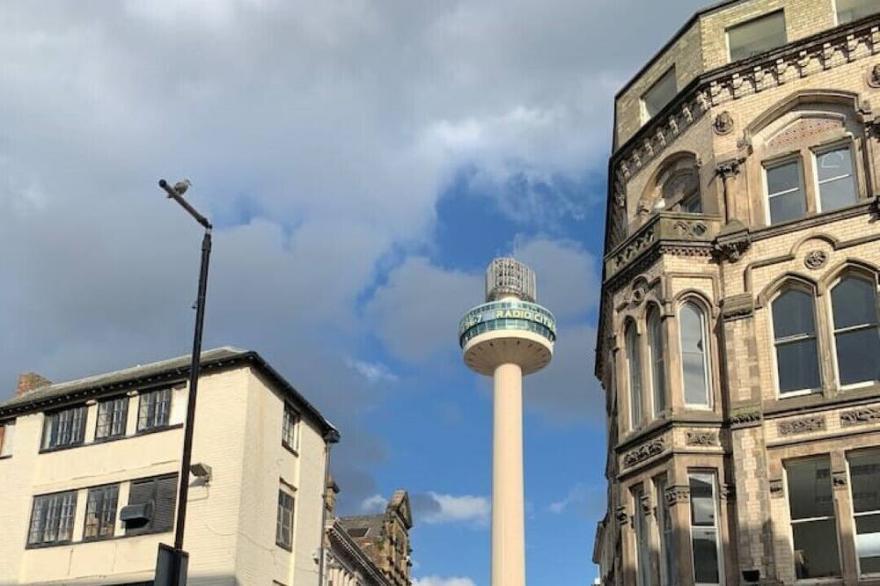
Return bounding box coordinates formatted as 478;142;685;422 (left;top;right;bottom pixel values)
282;406;300;452
625;321;643;428
786;457;841;579
680;302;711;408
655;476;677;586
831;276;880;386
816;146;857;212
765;159;806;224
276;487;295;550
0;420;14;457
28;491;77;546
42;406;87;450
848;449;880;576
137;388;171;432
689;472;722;585
125;474;177;536
837;0;878;24
727;11;787;62
772;289;821;395
642;67;677;121
96;396;129;440
84;484;119;540
647;307;666;417
632;484;651;586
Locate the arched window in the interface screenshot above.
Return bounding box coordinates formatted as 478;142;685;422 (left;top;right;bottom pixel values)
771;289;820;395
679;301;710;407
625;321;643;428
830;276;880;386
647;307;666;417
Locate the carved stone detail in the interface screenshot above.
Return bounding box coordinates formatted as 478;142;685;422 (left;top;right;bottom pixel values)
713;111;734;135
612;227;656;272
832;471;848;490
713;220;751;262
804;250;828;270
623;437;666;469
721;293;754;321
686;431;720;447
840;406;880;427
769;479;784;498
629;279;648;307
730;408;762;427
777;415;826;436
640;495;653;516
664;485;690;507
615;505;629;525
868;63;880;88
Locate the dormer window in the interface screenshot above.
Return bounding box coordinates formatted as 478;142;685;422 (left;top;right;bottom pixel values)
641;67;677;122
836;0;878;24
727;11;786;62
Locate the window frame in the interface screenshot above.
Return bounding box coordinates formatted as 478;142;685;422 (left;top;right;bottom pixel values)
0;419;14;458
136;388;172;432
655;475;677;586
785;455;842;580
95;395;129;440
27;490;78;547
678;300;713;410
834;0;879;24
763;155;807;226
687;470;724;586
625;320;644;429
847;447;880;577
812;141;859;214
828;273;880;390
647;306;667;418
276;486;296;551
282;405;301;453
83;483;120;541
631;483;652;586
124;473;178;536
725;9;787;63
640;66;677;123
41;405;88;451
769;286;823;398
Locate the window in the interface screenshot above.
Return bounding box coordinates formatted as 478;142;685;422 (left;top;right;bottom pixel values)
632;484;652;586
680;302;711;408
84;484;119;540
849;449;880;576
0;420;14;457
689;472;722;584
282;406;300;452
42;406;87;450
625;321;643;428
765;159;806;224
816;146;857;212
276;488;295;550
837;0;878;24
137;388;171;432
831;276;880;386
96;396;129;440
772;289;821;395
786;457;841;579
125;474;178;535
642;67;677;121
647;308;666;417
727;11;787;62
655;476;677;585
28;491;77;546
680;192;703;214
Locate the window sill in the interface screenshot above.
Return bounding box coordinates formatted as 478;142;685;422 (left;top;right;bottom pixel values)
39;424;183;454
281;442;299;457
26;529;173;549
0;454;11;460
275;540;293;552
25;539;74;550
134;423;183;437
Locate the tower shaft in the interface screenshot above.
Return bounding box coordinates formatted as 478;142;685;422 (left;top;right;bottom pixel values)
492;362;525;586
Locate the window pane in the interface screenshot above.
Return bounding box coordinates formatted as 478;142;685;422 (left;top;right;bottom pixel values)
689;474;716;527
787;458;834;520
837;0;879;24
692;527;720;583
850;450;880;514
793;519;841;578
773;289;816;338
856;514;880;575
648;311;666;415
728;10;787;61
817;147;853;182
766;161;805;224
643;68;677;120
819;176;857;211
680;303;709;406
767;161;800;194
769;189;805;224
835;328;880;385
832;278;878;330
776;339;820;393
626;323;643;425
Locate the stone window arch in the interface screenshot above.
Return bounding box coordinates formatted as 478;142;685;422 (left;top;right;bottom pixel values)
769;281;822;397
639;152;703;216
826;269;880;388
624;319;644;429
646;303;667;418
677;298;712;409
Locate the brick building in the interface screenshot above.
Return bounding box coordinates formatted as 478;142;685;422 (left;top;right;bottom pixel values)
592;1;880;584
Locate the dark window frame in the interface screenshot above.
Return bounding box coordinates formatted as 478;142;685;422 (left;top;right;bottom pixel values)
96;396;129;440
276;487;295;550
785;455;842;579
124;473;178;536
136;388;172;432
27;490;78;547
84;483;120;541
282;405;301;453
726;9;787;62
41;405;87;451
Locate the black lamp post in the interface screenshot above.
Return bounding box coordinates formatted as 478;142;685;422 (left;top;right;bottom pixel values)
156;178;213;586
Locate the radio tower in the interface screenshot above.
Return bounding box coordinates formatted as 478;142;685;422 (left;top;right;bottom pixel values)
458;258;556;586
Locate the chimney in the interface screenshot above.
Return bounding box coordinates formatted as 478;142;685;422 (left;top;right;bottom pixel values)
16;372;52;396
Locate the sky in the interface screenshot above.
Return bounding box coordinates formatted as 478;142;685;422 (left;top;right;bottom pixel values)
0;1;709;584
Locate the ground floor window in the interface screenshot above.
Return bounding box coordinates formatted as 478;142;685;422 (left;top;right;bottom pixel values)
632;483;652;586
786;456;841;579
689;471;721;585
655;476;676;585
849;449;880;576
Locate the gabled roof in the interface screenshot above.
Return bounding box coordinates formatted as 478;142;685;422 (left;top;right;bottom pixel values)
0;347;339;440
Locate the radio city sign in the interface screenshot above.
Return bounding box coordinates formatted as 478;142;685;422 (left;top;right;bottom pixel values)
458;301;557;337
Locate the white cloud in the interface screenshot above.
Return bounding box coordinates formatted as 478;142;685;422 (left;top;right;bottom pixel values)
412;492;491;526
413;577;476;586
547;483;606;520
347;359;399;384
360;494;388;514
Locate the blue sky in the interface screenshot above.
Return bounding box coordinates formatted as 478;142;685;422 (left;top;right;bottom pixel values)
0;1;710;584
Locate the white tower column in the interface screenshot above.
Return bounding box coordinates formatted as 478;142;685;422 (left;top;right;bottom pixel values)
492;362;525;586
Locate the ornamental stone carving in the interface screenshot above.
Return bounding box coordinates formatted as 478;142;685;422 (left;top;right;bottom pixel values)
615;506;629;525
713;111;734;135
686;431;720;447
664;485;690;507
777;415;826;436
623;437;666;469
769;479;784;498
730;408;762;427
629;279;649;307
840;406;880;427
868;63;880;88
832;471;848;490
713;222;751;263
640;495;653;516
804;250;828;270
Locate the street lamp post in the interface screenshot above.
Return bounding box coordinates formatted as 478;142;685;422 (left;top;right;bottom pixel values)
157;178;213;586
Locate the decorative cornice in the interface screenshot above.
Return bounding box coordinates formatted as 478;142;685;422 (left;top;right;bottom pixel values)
664;485;690;507
840;406;880;427
685;430;720;447
622;436;666;469
713;220;751;263
777;415;826;436
729;407;762;428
